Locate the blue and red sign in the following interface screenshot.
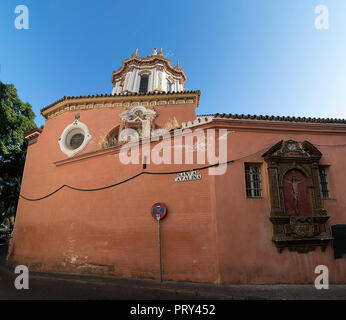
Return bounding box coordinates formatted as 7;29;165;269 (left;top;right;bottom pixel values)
151;203;167;220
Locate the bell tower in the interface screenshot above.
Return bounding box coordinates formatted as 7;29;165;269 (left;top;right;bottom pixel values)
111;48;187;95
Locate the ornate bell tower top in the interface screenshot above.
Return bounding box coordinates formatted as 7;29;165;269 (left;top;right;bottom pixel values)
111;48;187;95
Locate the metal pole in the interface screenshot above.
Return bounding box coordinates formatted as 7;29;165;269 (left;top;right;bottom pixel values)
157;216;162;282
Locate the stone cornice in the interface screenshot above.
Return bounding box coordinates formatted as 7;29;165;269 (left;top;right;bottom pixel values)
40;91;201;120
24;127;42;137
24;128;42;145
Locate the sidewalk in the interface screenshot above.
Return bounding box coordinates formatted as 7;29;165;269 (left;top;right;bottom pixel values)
30;271;346;300
1;263;345;300
1;245;345;300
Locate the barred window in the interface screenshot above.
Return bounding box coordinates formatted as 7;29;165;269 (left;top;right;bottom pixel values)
245;164;263;198
319;167;331;199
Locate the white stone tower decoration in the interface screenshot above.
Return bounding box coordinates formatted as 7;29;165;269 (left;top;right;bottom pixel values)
111;48;187;95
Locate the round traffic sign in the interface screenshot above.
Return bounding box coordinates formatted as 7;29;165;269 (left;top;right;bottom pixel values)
151;203;167;221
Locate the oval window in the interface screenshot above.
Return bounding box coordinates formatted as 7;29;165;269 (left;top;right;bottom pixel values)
69;133;85;149
59;121;92;157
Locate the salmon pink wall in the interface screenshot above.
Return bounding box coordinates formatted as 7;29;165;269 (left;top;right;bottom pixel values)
10;105;221;283
213;123;346;284
8;111;346;284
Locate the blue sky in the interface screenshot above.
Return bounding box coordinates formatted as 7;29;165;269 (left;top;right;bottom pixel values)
0;0;345;127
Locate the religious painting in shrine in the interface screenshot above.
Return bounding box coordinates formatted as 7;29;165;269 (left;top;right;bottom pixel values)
262;140;332;253
283;169;312;217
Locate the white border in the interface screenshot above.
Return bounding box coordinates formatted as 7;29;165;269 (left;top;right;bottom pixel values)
58;121;92;157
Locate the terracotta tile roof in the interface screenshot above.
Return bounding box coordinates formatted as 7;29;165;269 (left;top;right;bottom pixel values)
40;90;201;114
198;113;346;124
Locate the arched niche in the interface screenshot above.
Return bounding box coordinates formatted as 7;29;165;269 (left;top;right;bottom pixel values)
282;169;312;217
102;126;120;149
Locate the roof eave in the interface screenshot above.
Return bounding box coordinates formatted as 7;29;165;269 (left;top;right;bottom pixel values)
40;90;201;119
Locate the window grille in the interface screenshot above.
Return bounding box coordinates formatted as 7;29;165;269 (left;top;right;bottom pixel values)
245;164;263;198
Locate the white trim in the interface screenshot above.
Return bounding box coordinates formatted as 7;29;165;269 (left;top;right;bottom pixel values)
24;131;41;139
58;121;92;157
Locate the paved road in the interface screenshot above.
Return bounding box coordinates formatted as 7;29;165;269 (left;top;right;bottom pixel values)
0;265;205;300
0;245;214;300
1;244;345;300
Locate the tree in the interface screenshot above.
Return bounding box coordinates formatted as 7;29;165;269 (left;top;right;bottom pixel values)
0;81;36;228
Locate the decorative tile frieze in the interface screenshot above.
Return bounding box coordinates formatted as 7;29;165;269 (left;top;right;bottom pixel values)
44;97;196;120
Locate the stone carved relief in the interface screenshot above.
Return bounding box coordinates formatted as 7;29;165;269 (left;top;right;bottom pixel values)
119;106;157;142
119;106;156;122
263;140;332;253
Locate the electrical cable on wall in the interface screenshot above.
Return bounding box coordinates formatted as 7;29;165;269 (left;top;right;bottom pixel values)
19;141;346;202
19;145;270;202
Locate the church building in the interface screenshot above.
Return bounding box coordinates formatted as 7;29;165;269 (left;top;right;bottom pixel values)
8;49;346;284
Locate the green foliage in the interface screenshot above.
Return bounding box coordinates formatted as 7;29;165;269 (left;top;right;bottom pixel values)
0;81;36;228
